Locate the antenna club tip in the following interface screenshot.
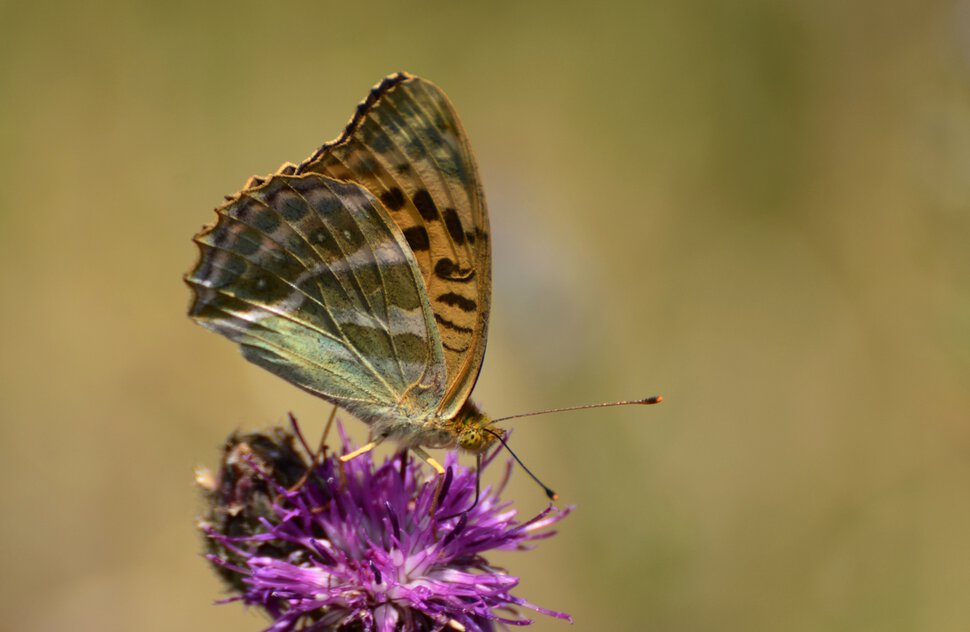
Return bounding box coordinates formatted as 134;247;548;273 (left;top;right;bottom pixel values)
548;491;559;501
641;395;663;405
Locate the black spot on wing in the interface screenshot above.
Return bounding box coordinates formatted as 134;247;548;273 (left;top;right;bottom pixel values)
230;230;260;256
442;341;470;353
434;313;473;334
412;189;437;221
402;226;430;252
211;227;231;248
228;196;280;235
380;187;406;211
436;292;476;312
276;193;310;221
442;208;465;245
434;258;475;281
359;116;392;154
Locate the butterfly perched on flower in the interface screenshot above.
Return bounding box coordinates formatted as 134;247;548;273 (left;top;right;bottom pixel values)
186;73;502;466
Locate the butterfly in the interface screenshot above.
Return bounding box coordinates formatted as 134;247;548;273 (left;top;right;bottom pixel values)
186;73;500;471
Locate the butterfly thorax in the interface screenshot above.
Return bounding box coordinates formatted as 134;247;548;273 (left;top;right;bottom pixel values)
365;398;498;453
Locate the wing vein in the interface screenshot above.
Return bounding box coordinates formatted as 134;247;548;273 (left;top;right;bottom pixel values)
332;177;411;389
235;193;358;308
286;179;403;399
190;242;343;345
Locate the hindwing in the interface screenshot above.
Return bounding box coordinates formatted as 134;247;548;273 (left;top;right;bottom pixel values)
186;173;448;422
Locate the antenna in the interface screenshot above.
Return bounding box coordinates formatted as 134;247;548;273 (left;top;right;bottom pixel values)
490;395;663;424
485;428;558;501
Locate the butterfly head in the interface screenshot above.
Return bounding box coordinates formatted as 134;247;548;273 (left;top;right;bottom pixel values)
452;400;501;453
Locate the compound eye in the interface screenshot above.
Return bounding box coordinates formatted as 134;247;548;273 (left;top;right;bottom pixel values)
459;431;482;452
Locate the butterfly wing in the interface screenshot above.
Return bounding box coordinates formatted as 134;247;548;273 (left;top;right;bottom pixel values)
186;172;448;423
300;73;491;420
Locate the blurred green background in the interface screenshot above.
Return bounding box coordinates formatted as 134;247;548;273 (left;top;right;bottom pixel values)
2;1;968;630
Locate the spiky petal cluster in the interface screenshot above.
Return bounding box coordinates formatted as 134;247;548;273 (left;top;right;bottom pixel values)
197;423;572;631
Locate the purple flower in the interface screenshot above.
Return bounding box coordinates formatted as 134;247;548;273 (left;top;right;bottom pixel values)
197;420;572;631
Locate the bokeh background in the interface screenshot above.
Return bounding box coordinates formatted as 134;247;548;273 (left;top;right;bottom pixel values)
2;1;968;630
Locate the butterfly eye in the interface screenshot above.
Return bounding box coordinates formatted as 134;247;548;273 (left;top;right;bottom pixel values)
458;428;490;452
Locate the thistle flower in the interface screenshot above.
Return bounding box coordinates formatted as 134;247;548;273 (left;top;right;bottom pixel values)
197;420;572;631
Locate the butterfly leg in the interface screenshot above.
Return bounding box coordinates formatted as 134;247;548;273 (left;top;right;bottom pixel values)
318;405;339;458
297;411;339;514
285;407;339;494
337;434;387;494
339;435;386;463
412;447;450;529
410;446;446;475
398;447;409;483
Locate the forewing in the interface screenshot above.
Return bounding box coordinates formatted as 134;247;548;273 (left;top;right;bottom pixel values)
300;73;491;420
185;172;447;423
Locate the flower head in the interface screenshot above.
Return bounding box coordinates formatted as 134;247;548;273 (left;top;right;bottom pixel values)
197;421;572;631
